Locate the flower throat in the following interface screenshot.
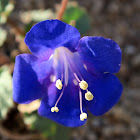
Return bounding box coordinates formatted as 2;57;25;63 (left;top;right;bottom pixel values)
50;47;94;121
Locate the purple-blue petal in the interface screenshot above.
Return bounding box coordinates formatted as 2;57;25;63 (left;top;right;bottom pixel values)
13;54;53;104
77;36;122;73
85;73;123;116
71;53;123;115
25;19;80;60
38;76;87;127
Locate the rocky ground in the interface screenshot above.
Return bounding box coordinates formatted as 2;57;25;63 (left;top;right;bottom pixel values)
70;1;140;139
0;0;140;140
70;88;140;140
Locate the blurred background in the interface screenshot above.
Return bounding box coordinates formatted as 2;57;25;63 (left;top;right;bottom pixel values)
0;0;140;140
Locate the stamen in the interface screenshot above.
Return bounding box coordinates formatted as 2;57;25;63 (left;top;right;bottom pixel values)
51;85;66;113
79;89;88;121
51;106;59;112
52;47;90;120
63;52;84;83
63;53;69;86
55;79;63;90
73;73;81;82
55;85;65;107
85;91;94;101
61;74;64;82
80;112;87;121
79;89;83;114
79;80;88;90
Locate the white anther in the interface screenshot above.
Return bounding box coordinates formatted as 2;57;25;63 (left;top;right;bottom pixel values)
80;113;87;121
54;107;59;112
51;106;59;112
79;80;88;90
51;107;55;112
85;91;94;101
55;79;63;90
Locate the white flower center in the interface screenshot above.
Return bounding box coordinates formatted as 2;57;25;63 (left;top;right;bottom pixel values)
50;47;94;121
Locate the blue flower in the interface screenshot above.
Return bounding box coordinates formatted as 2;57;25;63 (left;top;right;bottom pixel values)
13;19;123;127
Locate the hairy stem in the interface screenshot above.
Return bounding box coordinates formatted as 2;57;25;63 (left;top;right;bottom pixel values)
56;0;69;20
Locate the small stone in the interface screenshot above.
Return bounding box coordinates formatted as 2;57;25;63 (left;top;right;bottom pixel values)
87;132;97;140
132;54;140;69
129;75;140;88
124;45;136;55
0;53;10;66
119;63;129;78
10;49;20;59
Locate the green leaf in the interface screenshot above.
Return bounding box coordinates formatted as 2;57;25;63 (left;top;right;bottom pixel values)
63;5;90;34
24;22;34;33
0;66;13;119
0;1;14;24
24;112;69;140
0;0;9;13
